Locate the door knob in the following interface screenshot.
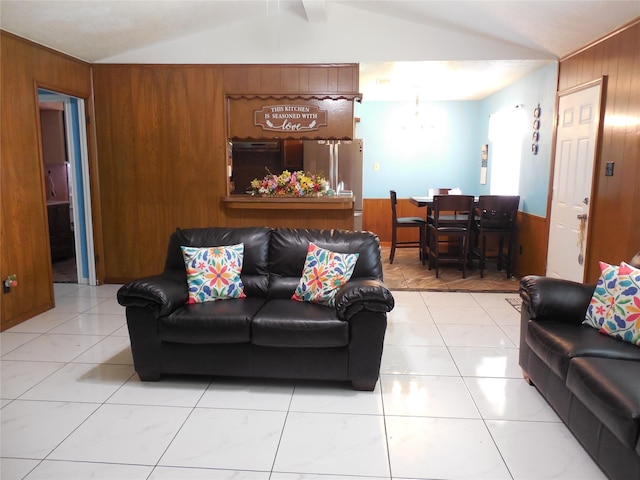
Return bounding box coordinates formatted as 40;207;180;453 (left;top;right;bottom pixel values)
577;214;587;221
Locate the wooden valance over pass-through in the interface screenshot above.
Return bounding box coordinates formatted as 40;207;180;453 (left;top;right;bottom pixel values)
227;93;361;141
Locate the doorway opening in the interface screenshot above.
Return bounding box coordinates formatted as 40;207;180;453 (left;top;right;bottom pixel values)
38;89;97;286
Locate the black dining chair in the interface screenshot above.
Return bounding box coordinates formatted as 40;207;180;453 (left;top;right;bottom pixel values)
473;195;520;278
389;190;427;264
427;195;475;278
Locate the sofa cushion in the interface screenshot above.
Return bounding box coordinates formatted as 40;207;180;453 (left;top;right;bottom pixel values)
159;298;267;344
526;320;640;379
251;299;349;347
181;244;245;303
165;227;271;297
566;357;640;451
292;242;359;307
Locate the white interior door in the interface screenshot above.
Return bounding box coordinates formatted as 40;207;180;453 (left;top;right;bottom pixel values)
546;83;601;281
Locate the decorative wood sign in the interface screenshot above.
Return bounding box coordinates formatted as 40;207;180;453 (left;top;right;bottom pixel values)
227;94;360;140
254;105;328;132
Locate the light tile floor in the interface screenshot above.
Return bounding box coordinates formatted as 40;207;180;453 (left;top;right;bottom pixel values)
1;285;607;480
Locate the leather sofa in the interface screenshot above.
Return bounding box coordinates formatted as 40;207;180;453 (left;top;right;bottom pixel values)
117;227;394;391
519;275;640;480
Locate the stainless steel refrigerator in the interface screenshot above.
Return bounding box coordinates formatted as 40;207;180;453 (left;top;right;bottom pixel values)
303;139;364;230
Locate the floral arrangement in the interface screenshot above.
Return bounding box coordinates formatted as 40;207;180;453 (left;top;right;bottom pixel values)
250;170;329;197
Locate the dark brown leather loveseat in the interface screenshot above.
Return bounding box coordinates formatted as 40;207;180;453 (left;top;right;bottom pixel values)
117;227;394;391
519;275;640;480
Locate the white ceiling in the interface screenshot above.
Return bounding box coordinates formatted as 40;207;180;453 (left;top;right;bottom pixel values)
1;0;638;101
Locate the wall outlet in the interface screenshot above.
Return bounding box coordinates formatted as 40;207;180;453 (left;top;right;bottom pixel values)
3;274;17;293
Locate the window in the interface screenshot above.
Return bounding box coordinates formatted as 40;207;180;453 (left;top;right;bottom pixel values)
488;108;527;195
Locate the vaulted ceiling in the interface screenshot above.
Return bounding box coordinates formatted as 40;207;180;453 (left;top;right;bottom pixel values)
1;0;638;100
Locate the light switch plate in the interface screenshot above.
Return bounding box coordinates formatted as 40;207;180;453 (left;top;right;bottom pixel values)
605;162;614;176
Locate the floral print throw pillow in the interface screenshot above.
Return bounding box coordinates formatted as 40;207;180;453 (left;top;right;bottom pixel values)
583;261;618;329
181;244;246;303
600;262;640;346
292;242;359;307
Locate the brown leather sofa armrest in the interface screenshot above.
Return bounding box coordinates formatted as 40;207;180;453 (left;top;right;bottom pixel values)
519;275;595;324
334;278;394;321
117;269;187;317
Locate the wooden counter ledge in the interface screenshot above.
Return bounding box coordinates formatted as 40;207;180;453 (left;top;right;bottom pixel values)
222;194;354;210
222;194;356;230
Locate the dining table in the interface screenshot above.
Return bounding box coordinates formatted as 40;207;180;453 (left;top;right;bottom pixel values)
409;195;480;208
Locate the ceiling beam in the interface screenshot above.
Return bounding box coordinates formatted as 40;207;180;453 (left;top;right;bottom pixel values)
302;0;327;22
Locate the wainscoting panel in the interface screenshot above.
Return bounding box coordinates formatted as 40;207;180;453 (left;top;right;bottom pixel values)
362;197;425;246
514;211;548;277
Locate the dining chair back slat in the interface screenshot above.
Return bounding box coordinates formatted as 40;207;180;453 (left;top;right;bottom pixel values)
427;195;475;278
474;195;520;278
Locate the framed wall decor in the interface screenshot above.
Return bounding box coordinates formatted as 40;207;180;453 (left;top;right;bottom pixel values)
531;103;541;155
534;105;541;118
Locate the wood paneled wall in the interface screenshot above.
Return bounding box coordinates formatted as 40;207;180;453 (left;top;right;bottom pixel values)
557;19;640;282
0;32;96;330
92;64;359;282
514;212;548;277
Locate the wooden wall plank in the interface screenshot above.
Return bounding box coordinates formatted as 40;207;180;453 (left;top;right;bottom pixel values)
92;66;139;280
222;66;240;93
514;212;547;276
337;67;357;92
280;67;300;92
260;66;281;91
363;198;390;242
327;67;338;92
299;68;310;93
308;68;329;92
